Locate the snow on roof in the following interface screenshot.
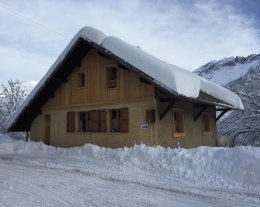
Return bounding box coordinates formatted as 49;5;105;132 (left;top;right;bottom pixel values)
102;36;201;98
6;26;244;131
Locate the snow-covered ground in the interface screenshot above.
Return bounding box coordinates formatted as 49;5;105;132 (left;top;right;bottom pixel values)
0;134;259;206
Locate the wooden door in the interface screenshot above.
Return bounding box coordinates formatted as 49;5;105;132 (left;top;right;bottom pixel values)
45;115;51;145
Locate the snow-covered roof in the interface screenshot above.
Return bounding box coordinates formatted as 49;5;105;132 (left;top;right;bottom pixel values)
6;26;243;131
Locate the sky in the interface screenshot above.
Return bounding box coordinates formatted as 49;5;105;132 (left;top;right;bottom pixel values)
0;0;260;86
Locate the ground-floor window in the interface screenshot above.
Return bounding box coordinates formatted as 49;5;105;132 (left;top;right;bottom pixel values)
67;108;128;133
79;112;90;132
173;109;185;137
78;110;106;132
110;108;129;132
202;113;211;135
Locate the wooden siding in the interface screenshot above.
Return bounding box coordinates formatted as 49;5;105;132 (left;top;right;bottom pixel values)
45;49;154;108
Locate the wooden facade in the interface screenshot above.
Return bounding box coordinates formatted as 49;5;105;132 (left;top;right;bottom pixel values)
44;49;154;108
29;48;217;148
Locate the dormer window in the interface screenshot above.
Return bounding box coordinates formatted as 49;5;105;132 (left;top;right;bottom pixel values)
107;66;118;88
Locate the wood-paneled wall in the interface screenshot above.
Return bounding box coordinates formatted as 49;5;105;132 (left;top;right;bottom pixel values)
45;49;154;108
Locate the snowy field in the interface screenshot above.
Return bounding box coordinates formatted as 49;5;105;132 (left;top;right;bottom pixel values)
0;134;260;207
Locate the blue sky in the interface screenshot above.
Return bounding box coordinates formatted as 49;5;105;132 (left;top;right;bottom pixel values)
0;0;259;85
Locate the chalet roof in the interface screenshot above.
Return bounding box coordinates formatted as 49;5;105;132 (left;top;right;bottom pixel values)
6;26;244;131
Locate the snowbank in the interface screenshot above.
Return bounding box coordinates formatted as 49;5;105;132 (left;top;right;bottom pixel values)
0;135;259;191
0;134;13;143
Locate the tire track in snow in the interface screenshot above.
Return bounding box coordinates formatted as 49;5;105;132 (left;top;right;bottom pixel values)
5;157;253;205
1;155;259;207
0;161;73;207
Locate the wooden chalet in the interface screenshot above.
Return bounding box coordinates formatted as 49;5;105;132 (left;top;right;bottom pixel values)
6;27;243;148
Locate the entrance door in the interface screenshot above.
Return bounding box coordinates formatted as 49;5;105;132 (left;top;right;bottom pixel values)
45;115;51;145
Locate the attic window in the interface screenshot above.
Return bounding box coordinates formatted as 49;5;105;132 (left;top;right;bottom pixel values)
173;109;185;137
202;113;211;135
107;66;118;88
77;73;85;87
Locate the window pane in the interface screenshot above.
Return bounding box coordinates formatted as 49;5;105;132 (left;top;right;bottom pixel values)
79;112;86;132
111;110;119;132
86;112;91;131
107;66;118;88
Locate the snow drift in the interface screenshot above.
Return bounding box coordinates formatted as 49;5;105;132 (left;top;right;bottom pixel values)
0;136;259;191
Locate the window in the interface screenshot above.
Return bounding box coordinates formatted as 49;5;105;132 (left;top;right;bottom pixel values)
111;110;119;132
67;112;75;132
173;109;185;137
107;66;118;88
69;108;129;134
78;112;90;132
202;113;211;135
110;108;129;132
78;110;106;133
77;73;85;87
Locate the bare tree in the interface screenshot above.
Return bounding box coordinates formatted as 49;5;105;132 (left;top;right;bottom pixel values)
0;80;27;132
218;67;260;146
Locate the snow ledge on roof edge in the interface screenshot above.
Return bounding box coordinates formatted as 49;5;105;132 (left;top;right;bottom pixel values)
5;26;244;130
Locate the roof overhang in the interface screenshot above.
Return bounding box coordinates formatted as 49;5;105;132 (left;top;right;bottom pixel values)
6;27;243;132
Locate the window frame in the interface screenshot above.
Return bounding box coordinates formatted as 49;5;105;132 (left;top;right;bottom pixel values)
173;108;185;138
202;113;211;136
109;108;129;133
77;72;85;88
110;109;120;132
106;65;118;89
78;112;91;132
77;110;106;133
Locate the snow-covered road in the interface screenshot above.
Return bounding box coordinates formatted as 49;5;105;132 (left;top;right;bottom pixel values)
0;136;259;206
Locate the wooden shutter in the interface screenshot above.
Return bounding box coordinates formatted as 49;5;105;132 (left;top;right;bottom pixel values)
119;108;129;132
90;110;99;132
146;109;155;123
67;112;75;132
99;110;106;132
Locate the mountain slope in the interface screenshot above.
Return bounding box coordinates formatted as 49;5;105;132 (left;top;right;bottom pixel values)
195;54;260;86
195;54;260;146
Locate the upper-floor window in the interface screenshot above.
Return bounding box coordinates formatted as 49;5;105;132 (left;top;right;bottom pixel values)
202;113;211;135
77;73;85;87
173;109;185;137
107;66;118;88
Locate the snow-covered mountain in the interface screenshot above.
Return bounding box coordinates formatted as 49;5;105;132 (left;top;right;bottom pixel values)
194;54;260;146
195;54;260;86
21;80;38;94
